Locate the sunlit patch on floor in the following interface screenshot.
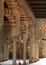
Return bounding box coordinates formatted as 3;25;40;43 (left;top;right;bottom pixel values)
0;58;46;65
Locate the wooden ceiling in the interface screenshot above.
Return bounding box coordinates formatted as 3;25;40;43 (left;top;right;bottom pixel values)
25;0;46;18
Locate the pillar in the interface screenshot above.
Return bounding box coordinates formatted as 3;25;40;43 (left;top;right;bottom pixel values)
35;41;39;61
0;45;1;61
29;27;39;63
4;44;7;60
40;40;46;57
0;0;4;60
19;7;28;64
11;24;17;65
7;44;9;60
29;27;35;63
22;33;27;65
23;34;26;65
0;45;4;61
4;43;9;60
0;0;4;30
11;14;20;65
7;1;20;65
29;40;36;63
12;37;16;65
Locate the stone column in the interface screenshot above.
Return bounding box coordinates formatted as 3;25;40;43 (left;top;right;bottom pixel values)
12;37;16;65
29;39;31;63
19;44;22;59
20;21;28;64
29;27;39;63
4;44;7;60
9;1;19;64
22;33;27;65
7;1;20;65
35;41;39;61
4;43;9;60
29;27;34;63
0;0;4;60
11;24;17;65
41;40;46;58
0;45;4;61
0;0;4;30
0;45;1;61
42;41;46;57
7;44;9;60
11;16;20;65
29;39;36;63
20;9;28;64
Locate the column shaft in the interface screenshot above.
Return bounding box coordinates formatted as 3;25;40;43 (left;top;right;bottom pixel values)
4;44;7;60
4;44;9;60
13;38;16;65
0;45;1;61
29;28;39;63
0;0;4;30
23;34;27;65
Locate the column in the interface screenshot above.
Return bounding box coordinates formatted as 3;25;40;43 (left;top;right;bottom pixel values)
4;43;9;60
7;1;20;65
29;27;35;63
0;45;4;61
11;15;20;65
29;39;36;63
0;45;1;61
29;39;31;63
20;43;22;59
12;37;16;65
43;41;46;57
6;44;9;60
0;0;4;30
23;35;26;65
29;27;39;63
35;41;39;61
23;33;27;65
20;9;28;64
11;25;17;65
4;44;7;60
41;40;46;57
0;0;4;60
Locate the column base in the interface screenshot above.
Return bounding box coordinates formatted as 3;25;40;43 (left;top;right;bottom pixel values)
23;61;26;65
29;59;39;63
29;60;31;63
13;60;16;65
13;63;16;65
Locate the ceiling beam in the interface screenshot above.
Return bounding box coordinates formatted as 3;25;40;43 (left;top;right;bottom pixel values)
34;12;46;14
25;0;46;18
35;15;46;18
33;9;46;11
32;6;46;8
30;1;46;3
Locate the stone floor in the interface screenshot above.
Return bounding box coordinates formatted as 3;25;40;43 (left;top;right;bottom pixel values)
0;58;46;65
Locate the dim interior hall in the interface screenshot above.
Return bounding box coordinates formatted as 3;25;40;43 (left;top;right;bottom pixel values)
0;0;46;65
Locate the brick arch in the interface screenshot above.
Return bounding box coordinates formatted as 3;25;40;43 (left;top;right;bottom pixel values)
4;0;34;38
4;0;16;26
18;5;28;17
4;8;16;26
18;5;34;38
17;5;27;34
